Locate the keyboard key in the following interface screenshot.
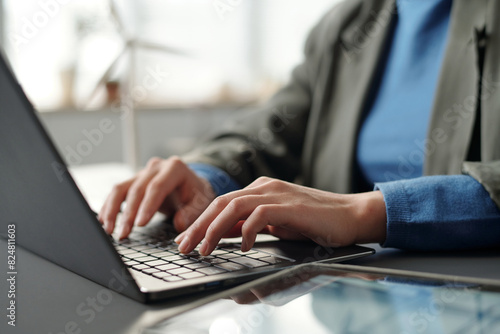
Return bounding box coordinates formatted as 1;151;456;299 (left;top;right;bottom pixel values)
158;254;185;261
145;259;170;267
247;252;270;259
153;272;172;279
202;258;227;265
175;259;199;265
179;272;206;280
185;263;210;269
197;266;228;275
143;248;167;254
152;251;175;258
117;248;137;255
132;264;149;270
156;242;178;250
169;267;192;275
217;253;240;260
229;257;269;268
131;245;155;251
164;276;183;282
217;245;240;251
134;256;158;263
143;268;160;274
122;252;149;260
117;240;143;247
123;260;139;267
157;263;180;271
214;262;246;272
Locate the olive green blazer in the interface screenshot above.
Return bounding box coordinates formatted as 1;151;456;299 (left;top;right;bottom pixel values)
185;0;500;207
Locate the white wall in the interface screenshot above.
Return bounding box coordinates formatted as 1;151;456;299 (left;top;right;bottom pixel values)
40;108;236;168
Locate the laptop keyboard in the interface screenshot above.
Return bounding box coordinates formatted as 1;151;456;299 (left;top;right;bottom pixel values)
112;229;292;283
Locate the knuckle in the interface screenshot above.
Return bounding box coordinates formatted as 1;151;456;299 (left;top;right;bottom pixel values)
127;183;141;195
240;221;253;237
167;155;184;169
227;197;244;212
147;178;164;192
212;195;229;210
146;157;162;169
267;179;283;191
111;183;126;196
204;224;219;242
253;205;270;221
256;176;271;184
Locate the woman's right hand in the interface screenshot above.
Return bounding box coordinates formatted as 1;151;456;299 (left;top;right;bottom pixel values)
98;156;216;239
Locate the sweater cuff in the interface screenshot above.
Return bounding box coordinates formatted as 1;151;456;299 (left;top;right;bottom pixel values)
188;163;241;197
374;181;413;249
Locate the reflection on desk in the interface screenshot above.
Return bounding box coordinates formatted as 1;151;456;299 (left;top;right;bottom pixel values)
146;264;500;334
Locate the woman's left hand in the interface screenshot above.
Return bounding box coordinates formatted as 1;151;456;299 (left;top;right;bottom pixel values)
175;177;387;256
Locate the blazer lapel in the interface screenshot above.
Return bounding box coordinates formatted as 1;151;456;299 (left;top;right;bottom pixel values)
481;0;500;162
424;0;488;175
307;0;396;192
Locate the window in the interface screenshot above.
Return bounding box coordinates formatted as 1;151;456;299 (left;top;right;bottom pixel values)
3;0;343;112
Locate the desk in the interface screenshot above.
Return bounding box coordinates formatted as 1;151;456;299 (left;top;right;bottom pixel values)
2;164;500;333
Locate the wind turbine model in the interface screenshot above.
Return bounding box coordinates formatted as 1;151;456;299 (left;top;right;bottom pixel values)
83;0;188;171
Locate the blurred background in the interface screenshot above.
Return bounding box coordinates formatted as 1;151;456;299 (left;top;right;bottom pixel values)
0;0;343;169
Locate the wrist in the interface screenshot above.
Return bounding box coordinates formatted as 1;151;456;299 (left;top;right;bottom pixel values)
352;191;387;244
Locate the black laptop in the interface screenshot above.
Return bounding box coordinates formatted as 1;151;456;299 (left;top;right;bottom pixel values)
0;51;374;303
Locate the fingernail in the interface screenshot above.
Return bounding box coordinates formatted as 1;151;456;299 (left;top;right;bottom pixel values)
135;212;144;226
178;237;191;254
105;223;113;235
174;232;185;244
241;239;248;252
199;241;209;256
119;224;129;240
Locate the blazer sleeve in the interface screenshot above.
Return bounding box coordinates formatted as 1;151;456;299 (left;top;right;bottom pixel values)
462;161;500;208
182;6;342;187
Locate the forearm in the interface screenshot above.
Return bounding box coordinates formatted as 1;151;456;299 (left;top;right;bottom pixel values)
351;191;387;244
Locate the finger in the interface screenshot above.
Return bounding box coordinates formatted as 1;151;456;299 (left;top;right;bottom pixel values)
176;198;228;254
174;230;187;244
240;204;307;251
98;179;134;234
172;201;201;232
198;195;271;256
172;182;214;232
119;170;161;239
135;165;186;227
266;226;308;241
177;189;256;254
222;220;245;238
230;291;259;305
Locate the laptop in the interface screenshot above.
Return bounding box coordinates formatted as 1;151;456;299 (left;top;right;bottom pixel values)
0;51;374;303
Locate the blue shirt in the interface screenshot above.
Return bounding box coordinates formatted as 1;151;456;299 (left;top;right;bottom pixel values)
357;0;452;182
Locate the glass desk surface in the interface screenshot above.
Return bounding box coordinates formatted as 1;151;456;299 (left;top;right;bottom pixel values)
145;264;500;334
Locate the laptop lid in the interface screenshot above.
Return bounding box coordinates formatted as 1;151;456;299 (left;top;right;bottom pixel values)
0;51;146;302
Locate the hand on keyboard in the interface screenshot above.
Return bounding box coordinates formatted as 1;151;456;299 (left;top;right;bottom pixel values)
98;157;216;239
175;177;387;256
